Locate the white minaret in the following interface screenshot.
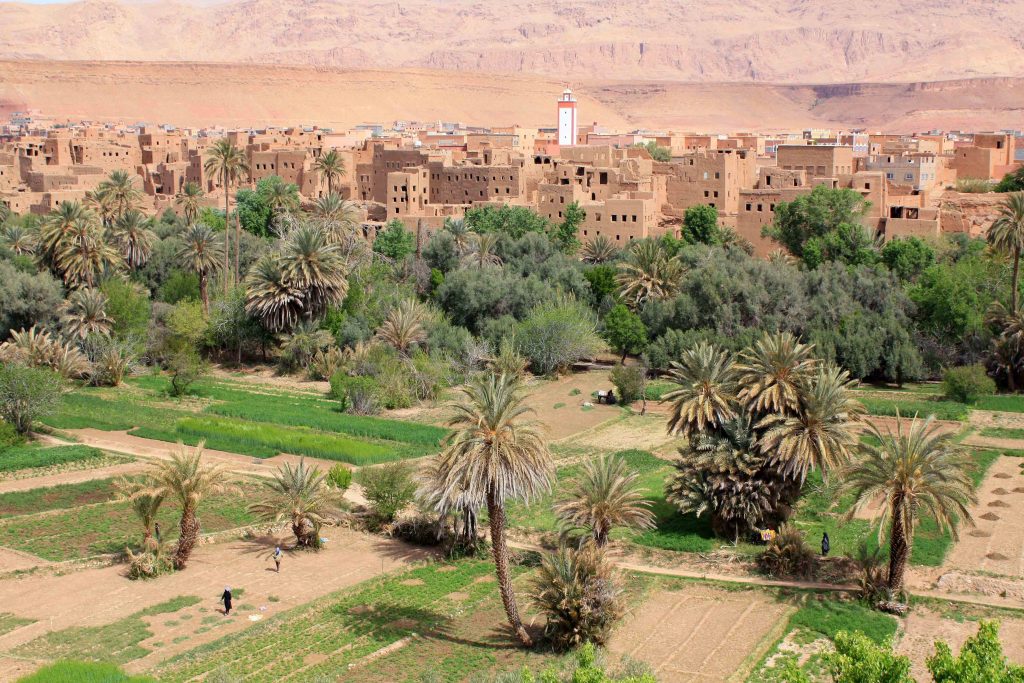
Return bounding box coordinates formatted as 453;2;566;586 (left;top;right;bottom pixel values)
557;87;577;147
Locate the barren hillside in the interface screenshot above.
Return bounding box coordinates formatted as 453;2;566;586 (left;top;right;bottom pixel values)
1;61;1021;132
1;0;1022;84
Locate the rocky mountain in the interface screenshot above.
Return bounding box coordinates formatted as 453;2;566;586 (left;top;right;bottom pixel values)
1;0;1022;83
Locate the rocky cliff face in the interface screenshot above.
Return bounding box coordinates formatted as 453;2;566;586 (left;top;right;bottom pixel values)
0;0;1021;83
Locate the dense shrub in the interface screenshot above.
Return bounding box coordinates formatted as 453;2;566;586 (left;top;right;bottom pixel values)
942;364;995;404
530;543;623;650
0;260;63;334
168;349;206;397
327;463;352;491
0;421;22;452
359;461;417;522
515;297;603;375
757;524;817;579
330;373;380;415
610;364;646;404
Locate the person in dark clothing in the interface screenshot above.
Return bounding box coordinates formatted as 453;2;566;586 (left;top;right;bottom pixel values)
821;532;830;557
154;522;162;545
221;586;232;615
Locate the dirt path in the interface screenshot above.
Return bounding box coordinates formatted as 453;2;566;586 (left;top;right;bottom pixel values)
0;528;432;681
608;585;793;682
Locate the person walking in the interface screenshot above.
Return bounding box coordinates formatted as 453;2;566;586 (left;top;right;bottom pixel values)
154;521;162;545
221;586;233;615
821;532;830;557
273;546;282;573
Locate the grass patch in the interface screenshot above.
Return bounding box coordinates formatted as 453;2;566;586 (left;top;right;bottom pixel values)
0;478;118;518
787;598;898;644
975;394;1024;413
0;612;34;637
15;596;200;665
0;444;107;474
980;426;1024;439
858;396;969;422
644;380;675;401
17;661;156;683
0;492;255;561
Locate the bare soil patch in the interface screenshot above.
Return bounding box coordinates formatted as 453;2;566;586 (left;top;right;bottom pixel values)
0;528;431;676
943;456;1024;577
607;585;792;682
567;414;680;457
897;610;1024;681
522;372;621;441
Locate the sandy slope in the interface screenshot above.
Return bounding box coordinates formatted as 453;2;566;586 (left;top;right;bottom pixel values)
1;60;1022;132
1;0;1022;85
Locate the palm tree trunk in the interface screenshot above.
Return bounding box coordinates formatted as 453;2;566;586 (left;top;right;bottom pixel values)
199;273;209;315
174;505;200;569
234;204;241;285
887;495;909;596
223;170;231;295
1013;247;1021;312
487;490;533;647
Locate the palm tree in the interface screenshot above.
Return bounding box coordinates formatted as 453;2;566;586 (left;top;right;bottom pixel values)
0;223;38;256
0;202;10;224
176;181;205;225
462;232;502;268
85;188;117;229
97;170;144;220
56;218;122;288
278;222;348;321
553;454;655;547
177;223;224;313
204;138;250;289
581;235;619;264
434;373;554;646
109;209;156;270
264;177;300;223
443;218;472;255
59;287;113;340
375;299;428;355
615;240;683;308
736;332;817;415
138;445;230;570
759;364;864;482
417;455;483;547
313;149;345;195
839;415;976;595
248;458;344;547
244;253;304;332
663;341;739;437
988;192;1024;311
40;201;91;263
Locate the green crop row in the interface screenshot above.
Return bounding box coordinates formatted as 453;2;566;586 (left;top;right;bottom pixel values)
0;444;108;474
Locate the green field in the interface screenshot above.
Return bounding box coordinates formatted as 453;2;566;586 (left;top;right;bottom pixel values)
154;560;548;683
980;426;1024;440
15;596;201;665
17;661;155;683
0;444;110;475
856;396;970;422
42;376;449;466
0;478;119;519
0;489;255;561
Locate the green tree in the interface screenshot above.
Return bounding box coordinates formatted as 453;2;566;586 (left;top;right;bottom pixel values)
515;296;603;375
603;303;647;360
928;620;1024;682
682;204;721;245
839;415;976;595
101;278;151;343
552;201;584;254
584;264;617;302
0;365;63;435
827;631;913;683
434;372;554;647
995;166;1024;193
881;236;936;281
358;461;416;523
175;181;205;225
633;141;671;162
464;204;550;238
373;220;416;260
763;185;871;264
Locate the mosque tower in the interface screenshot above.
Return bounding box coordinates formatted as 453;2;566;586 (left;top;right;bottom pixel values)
557;87;577;147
